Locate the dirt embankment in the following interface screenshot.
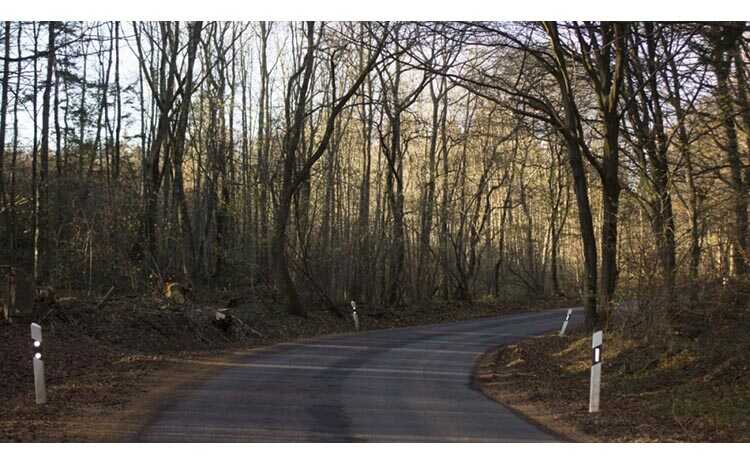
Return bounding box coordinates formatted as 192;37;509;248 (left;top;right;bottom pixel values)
1;290;578;442
476;296;750;442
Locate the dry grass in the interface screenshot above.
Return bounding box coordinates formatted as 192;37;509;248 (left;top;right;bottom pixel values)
476;284;750;442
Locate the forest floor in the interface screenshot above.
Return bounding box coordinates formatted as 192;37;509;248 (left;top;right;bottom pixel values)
475;289;750;442
0;288;578;441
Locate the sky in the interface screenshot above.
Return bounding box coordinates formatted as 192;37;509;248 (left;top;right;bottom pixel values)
3;0;748;21
3;21;286;153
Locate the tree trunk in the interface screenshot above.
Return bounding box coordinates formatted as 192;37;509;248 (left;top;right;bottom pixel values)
172;21;202;281
0;22;10;221
37;22;57;285
256;21;271;279
713;35;747;275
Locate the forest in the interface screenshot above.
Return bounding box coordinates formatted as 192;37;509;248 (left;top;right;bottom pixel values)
1;21;750;330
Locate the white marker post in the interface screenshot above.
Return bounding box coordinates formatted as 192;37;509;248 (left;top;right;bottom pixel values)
559;309;573;336
30;323;47;405
589;330;603;413
350;301;359;332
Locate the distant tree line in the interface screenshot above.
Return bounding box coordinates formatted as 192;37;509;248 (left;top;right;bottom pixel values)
1;21;749;327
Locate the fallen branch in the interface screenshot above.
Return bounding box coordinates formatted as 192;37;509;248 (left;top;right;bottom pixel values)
97;286;116;309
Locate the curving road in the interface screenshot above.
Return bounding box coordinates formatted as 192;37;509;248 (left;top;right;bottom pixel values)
135;308;582;442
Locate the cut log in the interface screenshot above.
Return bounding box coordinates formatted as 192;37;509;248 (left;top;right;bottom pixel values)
165;282;191;305
212;308;232;332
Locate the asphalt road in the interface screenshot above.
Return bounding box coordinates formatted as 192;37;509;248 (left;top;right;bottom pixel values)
136;308;582;442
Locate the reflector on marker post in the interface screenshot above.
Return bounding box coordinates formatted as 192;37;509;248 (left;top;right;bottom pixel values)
559;309;573;336
589;330;603;413
350;300;359;332
30;323;47;404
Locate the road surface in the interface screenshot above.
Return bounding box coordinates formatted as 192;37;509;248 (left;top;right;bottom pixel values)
136;308;582;442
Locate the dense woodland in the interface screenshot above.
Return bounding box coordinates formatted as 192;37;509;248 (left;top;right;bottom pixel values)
1;21;750;328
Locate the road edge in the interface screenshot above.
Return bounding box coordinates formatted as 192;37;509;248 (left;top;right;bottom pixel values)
472;343;597;443
75;307;584;441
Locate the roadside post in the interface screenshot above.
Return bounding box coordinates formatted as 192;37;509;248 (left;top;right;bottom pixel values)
350;301;359;331
589;330;603;413
30;323;47;405
559;309;573;336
